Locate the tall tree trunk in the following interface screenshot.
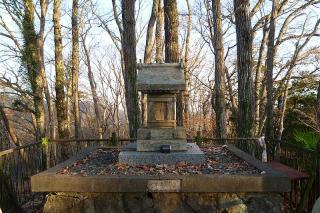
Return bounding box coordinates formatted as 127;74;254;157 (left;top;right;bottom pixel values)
265;0;278;140
82;36;103;138
42;71;55;139
183;0;191;130
212;0;227;138
164;0;179;63
155;0;164;63
22;0;45;142
254;21;268;135
54;0;70;140
121;0;140;138
39;0;54;139
233;0;255;137
72;0;81;138
164;0;182;126
144;0;159;63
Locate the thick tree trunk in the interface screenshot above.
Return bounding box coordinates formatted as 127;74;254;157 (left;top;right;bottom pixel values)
164;0;179;63
164;0;182;126
22;0;45;142
72;0;81;138
265;0;278;140
121;0;140;138
144;0;159;63
233;0;255;137
54;0;70;140
212;0;227;138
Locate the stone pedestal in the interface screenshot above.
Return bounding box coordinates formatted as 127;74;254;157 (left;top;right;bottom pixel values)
137;127;187;152
119;143;205;165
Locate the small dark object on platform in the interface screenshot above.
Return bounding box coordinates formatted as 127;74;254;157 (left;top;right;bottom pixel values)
160;145;171;153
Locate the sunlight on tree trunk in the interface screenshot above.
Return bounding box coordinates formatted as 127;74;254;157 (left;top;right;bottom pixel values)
54;0;70;142
234;0;255;137
122;0;140;138
72;0;81;138
212;0;227;138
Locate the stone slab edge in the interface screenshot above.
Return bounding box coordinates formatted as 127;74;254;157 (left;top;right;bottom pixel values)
31;146;291;193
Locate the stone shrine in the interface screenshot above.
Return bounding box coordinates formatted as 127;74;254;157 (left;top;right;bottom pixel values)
119;63;205;165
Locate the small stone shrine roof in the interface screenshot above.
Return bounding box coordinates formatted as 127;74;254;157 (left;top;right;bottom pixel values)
137;63;186;91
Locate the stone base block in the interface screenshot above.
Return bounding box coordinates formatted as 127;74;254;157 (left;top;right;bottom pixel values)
137;127;186;140
137;139;187;151
119;143;205;165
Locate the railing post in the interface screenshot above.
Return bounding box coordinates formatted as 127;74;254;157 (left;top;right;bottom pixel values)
109;132;118;147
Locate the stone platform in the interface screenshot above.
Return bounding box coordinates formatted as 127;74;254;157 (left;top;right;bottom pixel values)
137;127;187;152
118;143;205;165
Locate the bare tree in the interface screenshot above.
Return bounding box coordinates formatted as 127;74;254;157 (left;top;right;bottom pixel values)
122;0;140;138
264;0;278;140
212;0;227;138
234;0;255;137
164;0;179;63
54;0;70;140
81;31;103;138
144;0;159;63
22;0;46;142
164;0;183;127
72;0;81;138
155;0;164;63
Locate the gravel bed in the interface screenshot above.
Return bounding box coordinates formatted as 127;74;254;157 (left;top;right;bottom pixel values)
58;146;261;176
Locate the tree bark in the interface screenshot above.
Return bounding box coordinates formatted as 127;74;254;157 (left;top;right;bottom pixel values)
72;0;81;138
164;0;179;63
39;0;54;140
121;0;140;138
22;0;45;142
155;0;164;63
144;0;159;63
164;0;182;126
183;0;191;129
212;0;227;138
264;0;278;140
54;0;70;140
233;0;255;137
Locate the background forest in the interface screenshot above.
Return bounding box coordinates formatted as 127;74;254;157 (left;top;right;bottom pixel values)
0;0;319;150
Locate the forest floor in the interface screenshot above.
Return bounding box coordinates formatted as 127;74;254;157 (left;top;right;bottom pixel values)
58;146;261;176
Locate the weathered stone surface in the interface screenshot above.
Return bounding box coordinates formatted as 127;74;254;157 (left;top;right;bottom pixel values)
43;192;284;213
119;143;205;165
137;127;186;140
137;63;186;91
137;139;187;152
